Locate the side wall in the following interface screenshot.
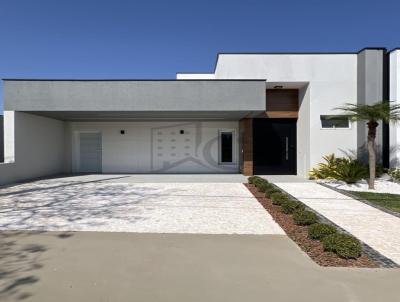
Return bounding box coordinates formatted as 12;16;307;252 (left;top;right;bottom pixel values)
0;115;3;162
390;50;400;167
0;111;66;185
65;121;239;174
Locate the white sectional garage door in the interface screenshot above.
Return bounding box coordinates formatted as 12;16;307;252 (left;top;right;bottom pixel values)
79;132;102;173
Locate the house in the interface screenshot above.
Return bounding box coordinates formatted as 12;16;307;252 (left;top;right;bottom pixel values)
0;47;399;185
0;115;3;162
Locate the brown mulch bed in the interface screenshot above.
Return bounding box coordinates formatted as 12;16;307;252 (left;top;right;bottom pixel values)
245;183;379;268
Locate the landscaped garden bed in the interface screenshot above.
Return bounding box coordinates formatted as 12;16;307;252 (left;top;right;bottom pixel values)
245;176;379;268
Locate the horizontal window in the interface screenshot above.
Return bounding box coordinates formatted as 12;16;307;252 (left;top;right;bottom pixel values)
320;115;350;129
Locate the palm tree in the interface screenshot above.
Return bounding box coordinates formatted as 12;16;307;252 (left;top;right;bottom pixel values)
335;101;400;189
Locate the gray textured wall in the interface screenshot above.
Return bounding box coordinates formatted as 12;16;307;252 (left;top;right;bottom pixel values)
357;49;385;163
4;80;266;112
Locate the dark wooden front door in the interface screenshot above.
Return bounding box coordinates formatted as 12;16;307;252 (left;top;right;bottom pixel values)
253;119;296;175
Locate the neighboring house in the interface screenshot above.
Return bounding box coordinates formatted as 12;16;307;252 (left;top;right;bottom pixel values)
0;115;3;162
0;47;399;185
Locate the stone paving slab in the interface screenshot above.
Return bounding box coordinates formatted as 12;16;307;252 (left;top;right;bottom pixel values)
0;180;284;235
274;182;400;265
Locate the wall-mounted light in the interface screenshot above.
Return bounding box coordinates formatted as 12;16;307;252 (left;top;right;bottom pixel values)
180;130;184;134
120;130;125;135
273;85;283;89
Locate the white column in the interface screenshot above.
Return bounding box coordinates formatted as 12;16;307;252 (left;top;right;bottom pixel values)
390;50;400;167
3;111;15;163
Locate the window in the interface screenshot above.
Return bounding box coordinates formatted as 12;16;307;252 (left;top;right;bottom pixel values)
219;131;234;163
320;115;350;129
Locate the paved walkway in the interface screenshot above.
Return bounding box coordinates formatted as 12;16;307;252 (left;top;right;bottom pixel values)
274;182;400;265
0;178;284;235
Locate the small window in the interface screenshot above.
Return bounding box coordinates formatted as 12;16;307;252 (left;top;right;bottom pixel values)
219;131;233;163
320;115;350;129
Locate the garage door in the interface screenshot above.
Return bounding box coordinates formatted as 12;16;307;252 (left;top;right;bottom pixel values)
79;132;102;173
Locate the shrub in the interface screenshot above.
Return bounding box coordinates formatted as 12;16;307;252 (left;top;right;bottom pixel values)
264;187;281;198
309;154;368;183
248;176;262;184
270;192;290;205
258;182;274;193
308;223;337;240
281;199;305;214
254;178;268;189
388;168;400;182
321;233;362;259
293;210;319;225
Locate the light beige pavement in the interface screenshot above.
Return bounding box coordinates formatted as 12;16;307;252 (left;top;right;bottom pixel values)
0;179;283;235
0;231;399;302
275;182;400;265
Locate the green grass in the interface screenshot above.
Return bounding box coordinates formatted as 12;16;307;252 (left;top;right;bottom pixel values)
348;191;400;213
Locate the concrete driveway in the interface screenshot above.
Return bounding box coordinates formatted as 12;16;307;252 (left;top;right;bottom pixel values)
1;231;400;302
0;175;283;234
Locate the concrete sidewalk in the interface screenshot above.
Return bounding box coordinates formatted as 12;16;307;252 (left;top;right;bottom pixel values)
0;232;399;302
275;182;400;265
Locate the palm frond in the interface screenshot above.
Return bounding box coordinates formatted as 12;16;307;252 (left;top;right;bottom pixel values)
335;101;400;123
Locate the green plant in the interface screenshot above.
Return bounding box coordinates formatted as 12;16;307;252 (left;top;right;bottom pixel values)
254;177;268;188
265;187;281;198
281;199;305;214
248;176;262;184
388;168;400;182
257;182;274;193
270;192;290;205
309;154;368;184
322;233;362;259
308;223;337;240
336;102;400;189
293;210;319;225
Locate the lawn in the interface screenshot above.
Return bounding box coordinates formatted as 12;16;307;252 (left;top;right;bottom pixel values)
348;191;400;213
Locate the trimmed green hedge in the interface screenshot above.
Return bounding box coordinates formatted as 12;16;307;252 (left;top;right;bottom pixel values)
293;210;319;225
322;233;362;259
308;223;337;240
281;199;305;214
248;176;262;185
258;182;274;193
270;192;290;205
265;187;281;198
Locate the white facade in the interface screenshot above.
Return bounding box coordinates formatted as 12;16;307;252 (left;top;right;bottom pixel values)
178;54;359;176
390;50;400;167
1;48;398;185
66;121;239;174
0;111;65;185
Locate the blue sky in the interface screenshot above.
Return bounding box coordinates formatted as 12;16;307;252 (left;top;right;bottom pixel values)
0;0;399;111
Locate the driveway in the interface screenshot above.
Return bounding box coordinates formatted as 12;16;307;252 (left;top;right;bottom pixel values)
1;231;400;302
0;175;284;234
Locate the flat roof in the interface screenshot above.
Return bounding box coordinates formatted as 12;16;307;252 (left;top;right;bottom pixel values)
2;79;266;82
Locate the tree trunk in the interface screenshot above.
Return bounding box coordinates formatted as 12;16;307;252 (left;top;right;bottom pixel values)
367;121;378;190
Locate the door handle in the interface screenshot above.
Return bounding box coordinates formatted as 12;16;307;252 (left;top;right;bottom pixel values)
285;137;289;160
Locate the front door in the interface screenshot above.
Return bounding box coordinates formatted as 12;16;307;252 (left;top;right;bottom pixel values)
253;119;296;175
79;132;102;173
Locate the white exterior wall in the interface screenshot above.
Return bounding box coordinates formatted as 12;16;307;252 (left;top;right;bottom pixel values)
390;50;400;167
213;54;358;176
0;112;65;185
66;121;239;174
176;73;215;79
